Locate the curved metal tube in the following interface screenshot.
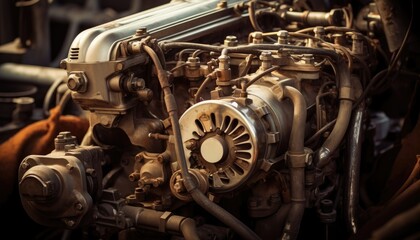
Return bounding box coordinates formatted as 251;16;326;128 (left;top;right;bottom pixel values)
317;60;353;168
280;86;307;240
344;101;365;235
283;86;307;153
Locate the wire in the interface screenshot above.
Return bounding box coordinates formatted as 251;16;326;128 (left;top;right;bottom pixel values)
239;54;255;77
243;66;280;90
43;79;66;117
305;119;336;146
343;4;353;28
170;63;188;73
247;1;276;42
58;89;72;115
194;75;214;103
192;49;208;58
177;49;196;61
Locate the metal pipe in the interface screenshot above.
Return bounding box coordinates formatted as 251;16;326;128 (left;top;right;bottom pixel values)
122;205;200;240
283;9;345;27
194;74;213;103
344;101;365;235
280;86;307;240
248;1;263;32
161;42;343;62
0;63;67;86
316;60;353;168
0;63;67;109
283;86;307;153
142;44;261;240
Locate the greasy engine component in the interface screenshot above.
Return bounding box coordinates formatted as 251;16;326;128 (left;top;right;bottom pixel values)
179;83;293;193
12;0;419;240
18;131;103;228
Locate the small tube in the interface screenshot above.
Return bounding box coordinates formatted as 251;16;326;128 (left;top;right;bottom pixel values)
316;60;353;168
279;86;307;240
283;9;344;26
122;205;199;240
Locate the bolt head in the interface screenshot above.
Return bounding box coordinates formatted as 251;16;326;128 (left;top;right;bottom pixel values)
135;27;147;36
67;75;81;90
313;26;325;34
251;31;263;39
67;72;87;92
260;51;272;61
277;30;289;38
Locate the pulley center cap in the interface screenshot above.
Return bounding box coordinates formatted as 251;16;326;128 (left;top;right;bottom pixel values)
200;136;227;163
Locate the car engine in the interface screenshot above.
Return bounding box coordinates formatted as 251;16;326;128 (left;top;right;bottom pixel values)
1;0;419;240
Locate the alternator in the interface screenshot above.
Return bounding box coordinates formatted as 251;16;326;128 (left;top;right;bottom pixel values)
179;82;293;193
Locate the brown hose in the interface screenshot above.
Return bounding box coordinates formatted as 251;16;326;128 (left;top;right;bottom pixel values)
279;86;307;240
122;205;200;240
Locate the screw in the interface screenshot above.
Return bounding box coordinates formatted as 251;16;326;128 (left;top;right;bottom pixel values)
224;35;238;47
64;144;76;151
186;57;200;70
260;51;272;61
116;62;124;71
135;27;147;36
277;30;289;44
67;73;87;92
218;54;230;70
217;0;227;8
128;77;145;91
185;139;197;150
251;31;263;44
67;76;80;90
260;51;273;70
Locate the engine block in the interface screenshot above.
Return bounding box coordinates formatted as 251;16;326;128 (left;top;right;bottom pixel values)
13;0;417;240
